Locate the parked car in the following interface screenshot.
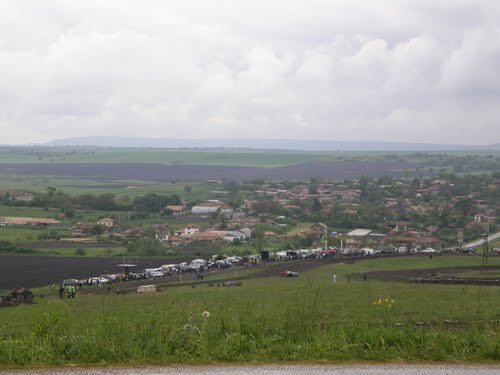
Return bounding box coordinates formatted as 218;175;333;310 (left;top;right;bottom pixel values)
281;271;299;277
62;279;81;287
87;277;108;285
421;248;437;253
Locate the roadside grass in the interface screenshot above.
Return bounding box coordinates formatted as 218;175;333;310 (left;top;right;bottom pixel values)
0;255;499;368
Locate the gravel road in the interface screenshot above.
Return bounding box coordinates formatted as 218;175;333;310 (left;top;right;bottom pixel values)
2;364;499;375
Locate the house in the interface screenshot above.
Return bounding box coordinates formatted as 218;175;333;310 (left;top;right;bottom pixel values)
191;205;219;215
97;218;115;227
229;217;259;228
238;228;253;238
155;229;170;244
466;221;489;231
395;237;439;246
192;231;224;242
300;229;325;237
165;205;185;216
425;225;439;233
184;224;199;236
474;214;495;223
123;228;144;239
6;191;34;202
71;226;93;237
0;217;12;226
347;229;373;237
264;231;278;238
167;235;188;246
310;223;327;232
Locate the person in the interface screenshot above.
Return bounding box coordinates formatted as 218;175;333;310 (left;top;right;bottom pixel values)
363;273;367;282
71;285;76;299
429;254;433;260
66;285;72;299
332;274;337;283
58;284;64;299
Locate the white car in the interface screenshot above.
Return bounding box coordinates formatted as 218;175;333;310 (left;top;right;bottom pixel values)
148;271;164;278
88;277;108;285
421;248;437;253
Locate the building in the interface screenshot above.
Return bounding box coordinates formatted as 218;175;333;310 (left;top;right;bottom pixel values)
0;217;12;226
474;214;495;223
155;229;170;244
165;205;185;216
191;206;219;215
97;218;115;227
184;224;199;236
310;223;328;232
347;229;373;237
6;192;34;202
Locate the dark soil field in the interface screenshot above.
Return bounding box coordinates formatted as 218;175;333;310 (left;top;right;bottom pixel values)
20;240;123;249
0;160;416;181
0;255;188;290
367;265;500;286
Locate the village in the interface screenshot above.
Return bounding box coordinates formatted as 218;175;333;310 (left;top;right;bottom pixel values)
1;173;498;260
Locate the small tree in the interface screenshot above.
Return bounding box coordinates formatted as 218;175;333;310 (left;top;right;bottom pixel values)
75;247;87;256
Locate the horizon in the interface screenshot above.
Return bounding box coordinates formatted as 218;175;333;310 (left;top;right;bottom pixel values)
1;135;499;150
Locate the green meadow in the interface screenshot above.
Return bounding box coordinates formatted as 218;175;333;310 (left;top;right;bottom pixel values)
0;255;498;368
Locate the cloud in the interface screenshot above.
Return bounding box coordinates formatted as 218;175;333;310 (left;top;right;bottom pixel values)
0;0;499;145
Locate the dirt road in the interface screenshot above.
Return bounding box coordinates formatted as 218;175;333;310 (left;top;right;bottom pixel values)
3;364;499;375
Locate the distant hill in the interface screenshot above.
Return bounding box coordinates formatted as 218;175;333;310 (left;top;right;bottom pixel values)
46;136;500;151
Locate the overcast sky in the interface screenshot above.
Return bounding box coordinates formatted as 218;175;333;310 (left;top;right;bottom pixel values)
1;0;499;145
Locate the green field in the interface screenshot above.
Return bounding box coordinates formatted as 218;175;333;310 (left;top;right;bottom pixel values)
0;255;499;368
0;176;218;198
1;147;499;167
0;227;71;242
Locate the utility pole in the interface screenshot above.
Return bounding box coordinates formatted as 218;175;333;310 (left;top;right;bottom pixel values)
324;226;328;251
481;233;489;274
457;229;464;250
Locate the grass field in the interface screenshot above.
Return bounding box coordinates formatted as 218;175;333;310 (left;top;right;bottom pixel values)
0;176;217;198
0;227;71;242
1;147;499;167
0;148;384;167
0;255;498;368
0;205;62;218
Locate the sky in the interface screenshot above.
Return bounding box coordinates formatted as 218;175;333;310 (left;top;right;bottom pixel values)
0;0;499;145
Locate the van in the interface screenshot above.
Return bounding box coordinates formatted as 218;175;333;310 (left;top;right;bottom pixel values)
137;285;157;293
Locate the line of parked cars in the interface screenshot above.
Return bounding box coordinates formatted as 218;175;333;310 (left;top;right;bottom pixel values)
61;255;249;287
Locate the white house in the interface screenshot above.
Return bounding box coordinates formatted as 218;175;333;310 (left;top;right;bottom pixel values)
184;224;199;236
97;218;115;227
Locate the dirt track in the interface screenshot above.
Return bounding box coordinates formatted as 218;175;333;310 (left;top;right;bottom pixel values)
366;266;500;286
0;160;415;181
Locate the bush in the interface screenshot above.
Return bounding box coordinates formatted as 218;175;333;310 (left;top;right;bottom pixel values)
75;247;87;256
